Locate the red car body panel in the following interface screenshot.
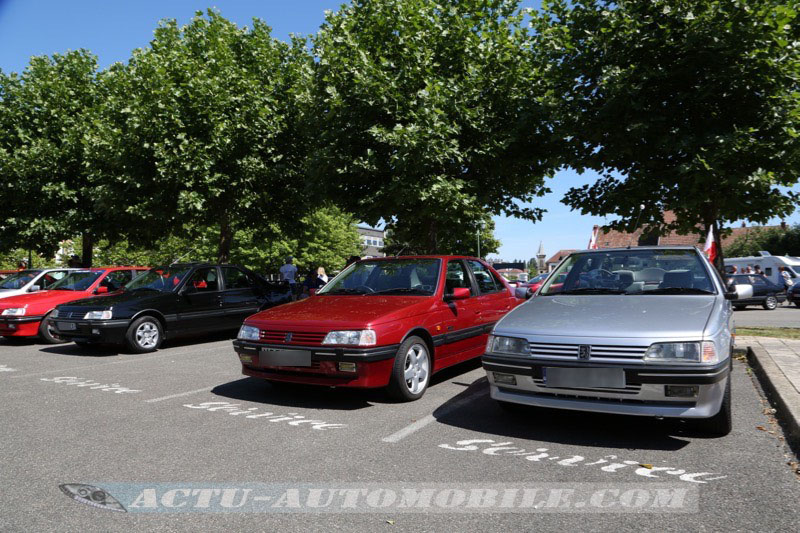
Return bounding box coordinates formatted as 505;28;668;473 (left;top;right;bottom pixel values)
0;266;147;338
234;255;522;388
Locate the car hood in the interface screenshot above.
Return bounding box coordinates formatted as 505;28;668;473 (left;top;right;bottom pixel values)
246;295;434;329
0;290;96;314
496;294;717;339
55;289;162;309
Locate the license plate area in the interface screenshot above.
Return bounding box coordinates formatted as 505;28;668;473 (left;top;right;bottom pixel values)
259;349;312;367
57;321;77;331
544;367;625;389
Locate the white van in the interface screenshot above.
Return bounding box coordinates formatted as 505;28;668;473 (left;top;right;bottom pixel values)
724;252;800;286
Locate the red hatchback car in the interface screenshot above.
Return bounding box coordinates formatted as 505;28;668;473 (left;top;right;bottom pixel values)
0;266;147;343
233;256;521;400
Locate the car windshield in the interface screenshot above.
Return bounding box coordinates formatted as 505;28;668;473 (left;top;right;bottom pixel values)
50;270;105;291
539;249;716;296
319;258;441;296
125;266;193;292
0;270;41;290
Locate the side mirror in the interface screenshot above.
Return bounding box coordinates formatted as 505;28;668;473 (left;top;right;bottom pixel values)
28;285;41;292
444;287;471;301
514;287;529;299
95;286;109;294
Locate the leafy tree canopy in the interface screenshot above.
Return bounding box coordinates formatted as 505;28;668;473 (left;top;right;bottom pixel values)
724;224;800;258
383;212;500;257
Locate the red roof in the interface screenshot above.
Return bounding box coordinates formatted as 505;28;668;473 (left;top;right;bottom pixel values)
546;249;577;264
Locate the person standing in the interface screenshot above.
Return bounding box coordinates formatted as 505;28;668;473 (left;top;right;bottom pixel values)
67;255;82;268
279;256;299;299
780;266;794;305
317;266;329;286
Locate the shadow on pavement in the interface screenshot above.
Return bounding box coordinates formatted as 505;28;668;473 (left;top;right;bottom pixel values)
431;376;697;451
37;330;237;357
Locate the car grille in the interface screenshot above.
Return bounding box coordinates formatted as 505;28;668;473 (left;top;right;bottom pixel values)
528;342;648;361
259;330;327;345
532;377;642;395
56;310;89;319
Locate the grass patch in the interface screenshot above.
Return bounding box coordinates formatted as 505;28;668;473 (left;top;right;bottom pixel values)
737;327;800;340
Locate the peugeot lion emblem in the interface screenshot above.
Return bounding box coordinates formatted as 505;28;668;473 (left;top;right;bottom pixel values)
285;332;293;342
578;345;591;360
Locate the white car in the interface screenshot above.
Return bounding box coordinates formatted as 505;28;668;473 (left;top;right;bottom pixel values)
0;269;75;300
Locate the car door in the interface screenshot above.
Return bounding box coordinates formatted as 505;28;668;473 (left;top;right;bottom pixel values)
220;266;262;328
466;260;516;329
175;267;225;332
437;259;484;364
748;275;768;301
97;269;134;294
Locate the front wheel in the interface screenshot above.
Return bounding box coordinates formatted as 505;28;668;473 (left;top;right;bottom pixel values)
387;336;431;401
696;378;732;437
125;316;163;353
38;313;66;344
763;296;778;310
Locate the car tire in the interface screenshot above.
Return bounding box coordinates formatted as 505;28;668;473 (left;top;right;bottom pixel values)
387;335;431;402
38;313;66;344
763;296;778;310
698;378;732;437
733;305;746;311
125;316;163;353
795;301;800;308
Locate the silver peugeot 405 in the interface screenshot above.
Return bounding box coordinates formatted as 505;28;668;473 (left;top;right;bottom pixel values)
482;246;752;436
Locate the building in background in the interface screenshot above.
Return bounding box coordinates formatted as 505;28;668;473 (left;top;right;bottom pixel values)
536;242;547;273
545;249;577;272
357;225;386;258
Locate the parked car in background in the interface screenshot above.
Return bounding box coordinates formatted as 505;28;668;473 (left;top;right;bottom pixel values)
233;256;521;401
724;252;799;287
728;274;786;310
0;267;147;343
785;282;799;308
483;246;753;436
0;268;76;300
52;263;291;352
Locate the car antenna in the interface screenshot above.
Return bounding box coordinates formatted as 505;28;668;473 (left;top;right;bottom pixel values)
627;204;646;249
171;247;198;266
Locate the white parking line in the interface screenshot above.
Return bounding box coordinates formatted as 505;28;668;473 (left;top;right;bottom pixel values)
144;387;215;403
382;389;488;443
9;343;232;379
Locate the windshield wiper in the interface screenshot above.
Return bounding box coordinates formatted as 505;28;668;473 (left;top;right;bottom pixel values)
131;287;161;292
559;288;627;295
644;287;714;295
327;288;369;295
370;288;430;295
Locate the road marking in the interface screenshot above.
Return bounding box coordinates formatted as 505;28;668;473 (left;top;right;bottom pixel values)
10;343;231;379
0;365;18;372
145;387;215;403
382;389;488;443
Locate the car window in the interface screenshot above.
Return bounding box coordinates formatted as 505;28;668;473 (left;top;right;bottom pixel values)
445;260;474;297
221;267;253;290
50;270;104;291
0;270;42;290
187;268;219;292
751;276;767;286
467;260;502;294
39;270;68;289
126;266;193;292
320;258;440;296
102;270;133;291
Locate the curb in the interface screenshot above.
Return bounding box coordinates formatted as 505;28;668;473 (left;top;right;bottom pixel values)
746;345;800;452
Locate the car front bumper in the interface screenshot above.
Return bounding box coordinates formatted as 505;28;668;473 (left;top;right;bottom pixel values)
233;339;399;388
0;315;44;337
51;318;130;344
482;353;730;419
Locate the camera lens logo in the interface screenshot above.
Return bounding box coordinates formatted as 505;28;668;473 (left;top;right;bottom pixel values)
59;484;127;513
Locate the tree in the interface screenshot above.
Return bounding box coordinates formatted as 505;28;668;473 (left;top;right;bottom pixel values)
725;224;800;258
87;10;314;262
383;212;501;257
311;0;560;253
0;51;106;266
535;0;800;272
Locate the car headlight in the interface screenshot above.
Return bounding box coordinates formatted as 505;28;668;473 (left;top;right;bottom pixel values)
488;335;530;355
1;308;26;316
645;341;717;364
238;325;260;341
84;310;113;320
322;330;376;346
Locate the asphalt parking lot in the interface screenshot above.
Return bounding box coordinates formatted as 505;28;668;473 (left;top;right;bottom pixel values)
1;334;799;531
734;304;799;328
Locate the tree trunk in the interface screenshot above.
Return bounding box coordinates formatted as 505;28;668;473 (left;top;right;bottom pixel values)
82;232;93;268
218;212;233;264
427;219;438;254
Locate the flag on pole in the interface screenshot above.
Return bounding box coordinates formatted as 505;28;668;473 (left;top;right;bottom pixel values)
588;226;599;250
704;225;717;263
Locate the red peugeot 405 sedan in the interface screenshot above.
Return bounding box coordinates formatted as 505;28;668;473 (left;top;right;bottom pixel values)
233;256;521;401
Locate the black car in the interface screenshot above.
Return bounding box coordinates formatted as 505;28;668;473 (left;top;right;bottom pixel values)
51;263;291;352
788;282;799;307
729;274;786;310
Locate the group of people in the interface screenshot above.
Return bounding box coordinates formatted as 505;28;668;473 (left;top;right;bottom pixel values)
730;264;763;275
279;255;362;300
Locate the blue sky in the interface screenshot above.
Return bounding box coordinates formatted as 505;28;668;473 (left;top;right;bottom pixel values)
1;0;797;262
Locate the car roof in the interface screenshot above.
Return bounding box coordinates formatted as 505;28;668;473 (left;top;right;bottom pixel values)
572;246;700;253
358;255;481;261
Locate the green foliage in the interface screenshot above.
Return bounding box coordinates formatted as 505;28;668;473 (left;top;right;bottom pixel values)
0;249;58;270
0;51;106;260
311;0;559;253
725;224;800;257
86;10;315;262
383;213;500;257
535;0;800;269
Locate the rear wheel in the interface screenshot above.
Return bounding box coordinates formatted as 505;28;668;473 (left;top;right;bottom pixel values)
763;296;778;310
387;336;431;401
733;305;746;311
697;378;732;437
125;316;163;353
38;313;66;344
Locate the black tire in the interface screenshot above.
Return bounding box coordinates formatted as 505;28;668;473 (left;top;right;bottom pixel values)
697;378;732;437
733;305;746;311
38;313;66;344
387;335;432;402
763;296;778;310
125;316;163;353
795;301;800;308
